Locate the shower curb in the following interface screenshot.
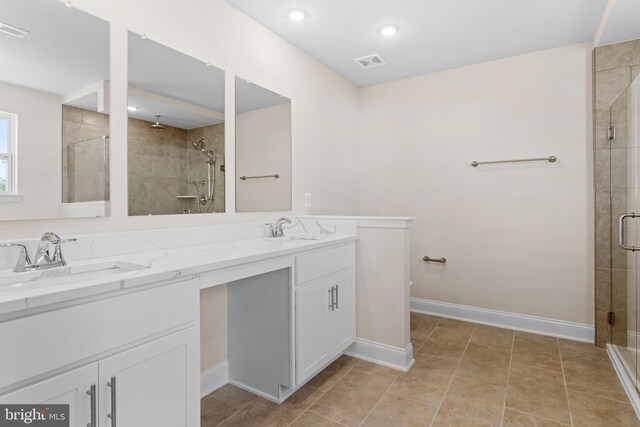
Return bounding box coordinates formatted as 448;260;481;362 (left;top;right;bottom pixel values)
608;344;640;421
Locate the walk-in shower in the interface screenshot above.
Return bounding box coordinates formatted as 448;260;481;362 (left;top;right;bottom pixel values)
603;71;640;404
190;138;216;213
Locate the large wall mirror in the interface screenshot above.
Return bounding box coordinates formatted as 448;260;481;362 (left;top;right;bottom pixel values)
0;0;110;220
235;78;292;212
127;32;225;216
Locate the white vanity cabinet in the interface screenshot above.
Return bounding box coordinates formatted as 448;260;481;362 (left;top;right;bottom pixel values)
295;243;356;384
0;364;98;427
0;278;200;427
98;327;199;427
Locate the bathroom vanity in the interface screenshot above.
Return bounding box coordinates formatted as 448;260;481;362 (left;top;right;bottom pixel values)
0;231;356;427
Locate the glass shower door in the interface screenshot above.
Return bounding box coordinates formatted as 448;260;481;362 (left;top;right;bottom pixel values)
612;73;640;391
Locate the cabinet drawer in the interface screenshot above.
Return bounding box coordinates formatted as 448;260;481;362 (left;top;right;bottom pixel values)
295;243;355;285
0;278;198;391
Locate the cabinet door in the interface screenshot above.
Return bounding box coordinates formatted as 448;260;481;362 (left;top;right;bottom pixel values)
98;327;199;427
296;278;332;384
0;363;98;427
328;270;356;354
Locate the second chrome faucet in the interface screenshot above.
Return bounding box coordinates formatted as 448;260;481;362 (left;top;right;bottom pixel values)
265;218;293;239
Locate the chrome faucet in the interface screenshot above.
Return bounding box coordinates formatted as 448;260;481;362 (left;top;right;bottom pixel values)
265;218;293;238
1;232;77;272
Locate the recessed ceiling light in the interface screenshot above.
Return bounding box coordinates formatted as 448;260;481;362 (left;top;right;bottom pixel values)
288;9;306;21
380;25;398;36
127;106;138;111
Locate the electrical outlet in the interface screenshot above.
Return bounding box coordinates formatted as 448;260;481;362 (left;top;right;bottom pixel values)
304;192;312;208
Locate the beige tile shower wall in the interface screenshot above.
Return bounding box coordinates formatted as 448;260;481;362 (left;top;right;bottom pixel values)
62;106;109;203
128;120;226;216
360;43;594;327
128;117;188;215
593;39;640;347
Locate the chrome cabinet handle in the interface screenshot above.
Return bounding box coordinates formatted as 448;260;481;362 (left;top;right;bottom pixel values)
334;285;339;310
328;288;334;311
107;376;116;426
619;213;640;251
86;384;96;427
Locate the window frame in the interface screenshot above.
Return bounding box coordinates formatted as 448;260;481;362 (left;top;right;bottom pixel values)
0;111;18;196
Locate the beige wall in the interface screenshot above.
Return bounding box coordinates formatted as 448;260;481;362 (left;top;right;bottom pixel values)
236;103;292;212
200;284;227;371
356;227;411;349
0;82;64;220
359;43;594;325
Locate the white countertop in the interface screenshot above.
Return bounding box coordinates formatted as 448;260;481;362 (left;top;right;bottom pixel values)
0;234;356;316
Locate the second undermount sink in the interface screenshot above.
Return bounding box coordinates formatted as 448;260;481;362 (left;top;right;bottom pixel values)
0;261;149;291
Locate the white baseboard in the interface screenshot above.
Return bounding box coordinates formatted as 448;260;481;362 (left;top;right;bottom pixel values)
228;379;283;404
607;344;640;421
200;360;229;398
411;297;594;343
345;338;415;372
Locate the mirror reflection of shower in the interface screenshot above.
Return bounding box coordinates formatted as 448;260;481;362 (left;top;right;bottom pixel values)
191;138;216;213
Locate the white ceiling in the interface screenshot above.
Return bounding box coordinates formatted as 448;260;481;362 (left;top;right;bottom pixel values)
235;78;290;114
0;0;109;96
127;95;224;130
128;34;226;114
226;0;609;87
598;0;640;46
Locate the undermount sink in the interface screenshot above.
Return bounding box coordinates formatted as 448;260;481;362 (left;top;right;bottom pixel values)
0;261;149;290
265;233;323;242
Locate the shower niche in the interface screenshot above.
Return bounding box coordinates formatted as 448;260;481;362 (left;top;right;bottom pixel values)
127;32;225;216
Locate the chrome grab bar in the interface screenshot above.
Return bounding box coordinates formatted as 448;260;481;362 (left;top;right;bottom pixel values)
423;256;447;263
240;174;280;180
471;156;556;167
619;213;640;251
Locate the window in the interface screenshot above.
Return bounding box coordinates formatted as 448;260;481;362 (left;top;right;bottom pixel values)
0;112;17;194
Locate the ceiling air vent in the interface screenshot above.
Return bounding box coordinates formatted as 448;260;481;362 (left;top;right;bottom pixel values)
354;54;386;69
0;23;30;39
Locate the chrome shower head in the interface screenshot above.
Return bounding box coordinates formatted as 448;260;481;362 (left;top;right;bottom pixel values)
151;115;164;130
192;139;206;151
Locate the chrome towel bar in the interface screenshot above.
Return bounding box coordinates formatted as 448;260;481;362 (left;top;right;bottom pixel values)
471;156;556;167
240;174;280;180
423;256;446;263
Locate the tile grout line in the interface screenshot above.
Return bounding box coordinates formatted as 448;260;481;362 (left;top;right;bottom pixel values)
500;328;516;426
428;322;477;427
559;347;635;405
214;397;258;427
504;407;572;427
366;315;445;427
357;377;397;426
558;338;575;427
305;409;351;427
413;314;441;354
285;385;327;427
294;357;364;427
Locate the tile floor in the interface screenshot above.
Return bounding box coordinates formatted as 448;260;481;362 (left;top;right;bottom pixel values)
201;313;640;426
